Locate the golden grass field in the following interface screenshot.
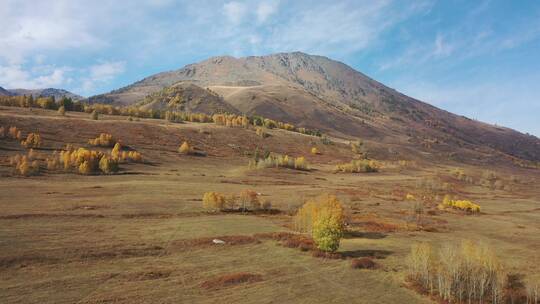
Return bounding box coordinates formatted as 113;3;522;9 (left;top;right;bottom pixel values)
1;106;539;303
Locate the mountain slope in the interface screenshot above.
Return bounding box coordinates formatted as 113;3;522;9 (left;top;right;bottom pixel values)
9;88;83;100
0;86;14;96
89;52;540;162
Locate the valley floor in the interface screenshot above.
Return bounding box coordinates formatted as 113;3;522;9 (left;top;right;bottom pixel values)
1;106;539;303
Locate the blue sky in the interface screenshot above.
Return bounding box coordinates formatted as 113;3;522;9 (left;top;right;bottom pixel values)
1;0;539;136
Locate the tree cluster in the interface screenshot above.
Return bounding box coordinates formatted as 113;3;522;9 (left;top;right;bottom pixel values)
202;190;271;212
249;153;309;171
408;241;505;303
334;159;379;173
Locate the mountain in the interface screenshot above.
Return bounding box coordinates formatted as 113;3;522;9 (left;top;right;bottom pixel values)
88;52;540;162
0;86;15;96
8;88;83;100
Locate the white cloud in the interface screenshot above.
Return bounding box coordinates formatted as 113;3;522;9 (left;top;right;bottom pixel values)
256;1;279;23
0;64;70;89
81;61;126;92
433;34;453;57
223;1;248;24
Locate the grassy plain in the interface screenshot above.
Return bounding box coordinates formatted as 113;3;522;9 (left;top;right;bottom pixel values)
1;106;539;303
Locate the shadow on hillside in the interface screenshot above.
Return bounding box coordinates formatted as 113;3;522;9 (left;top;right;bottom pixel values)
340;249;393;259
343;231;387;239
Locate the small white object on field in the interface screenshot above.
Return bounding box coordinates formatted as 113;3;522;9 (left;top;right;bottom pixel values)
212;239;225;244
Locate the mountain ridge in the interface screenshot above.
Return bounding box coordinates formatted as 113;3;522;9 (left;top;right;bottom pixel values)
82;52;540;162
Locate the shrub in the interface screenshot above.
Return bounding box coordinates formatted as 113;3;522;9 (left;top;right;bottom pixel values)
9;154;40;176
251;153;309;171
294;194;345;252
90;110;99;120
21;133;42;148
311;147;319;155
99;156;119;174
238;189;261;211
203;192;227;211
8;126;22;140
88;133;115;147
334;159;379;173
350;140;364;155
178;141;192;155
58;106;66;116
526;277;539;304
405;193;416;200
255;127;268;138
407;241;504;303
351;257;376;269
438;196;480;213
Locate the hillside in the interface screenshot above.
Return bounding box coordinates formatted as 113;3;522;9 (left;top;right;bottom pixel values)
137;82;239;114
0;86;14;96
8;88;83;100
88;52;540;162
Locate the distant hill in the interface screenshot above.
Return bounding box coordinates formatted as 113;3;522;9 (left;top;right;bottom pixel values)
8;88;83;100
88;52;540;162
0;86;15;96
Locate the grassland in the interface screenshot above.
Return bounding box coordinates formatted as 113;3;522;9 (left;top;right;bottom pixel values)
1;106;539;303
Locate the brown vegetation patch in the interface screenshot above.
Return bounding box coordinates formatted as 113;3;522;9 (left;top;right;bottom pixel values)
0;213;105;220
200;272;263;290
351;257;377;269
0;254;61;269
311;250;343;259
356;220;401;232
79;245;164;260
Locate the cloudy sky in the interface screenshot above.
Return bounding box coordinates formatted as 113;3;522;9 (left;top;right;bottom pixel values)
1;0;539;136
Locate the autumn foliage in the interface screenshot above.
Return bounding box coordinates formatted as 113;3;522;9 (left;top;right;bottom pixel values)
294;194;345;252
88;133;116;147
334;159;379;173
407;241;504;303
249;153;309;171
21;133;42;148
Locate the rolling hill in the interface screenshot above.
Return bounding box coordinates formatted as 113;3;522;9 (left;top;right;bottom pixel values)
8;88;83;100
87;52;540;162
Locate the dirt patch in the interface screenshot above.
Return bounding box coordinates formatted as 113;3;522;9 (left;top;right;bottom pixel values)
201;272;263;290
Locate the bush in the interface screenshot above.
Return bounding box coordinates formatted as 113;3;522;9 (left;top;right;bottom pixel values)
99;156;119;174
21;133;42;148
178;141;192;155
88;133;115;147
438;196;480;213
8;126;22;140
203;192;227;211
351;257;376;269
311;147;319;155
58;106;66;116
9;154;40;176
294;194;345;252
90;110;99;120
255;127;268;138
334;159;378;173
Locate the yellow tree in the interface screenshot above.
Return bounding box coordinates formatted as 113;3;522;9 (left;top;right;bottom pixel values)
178;141;191;155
